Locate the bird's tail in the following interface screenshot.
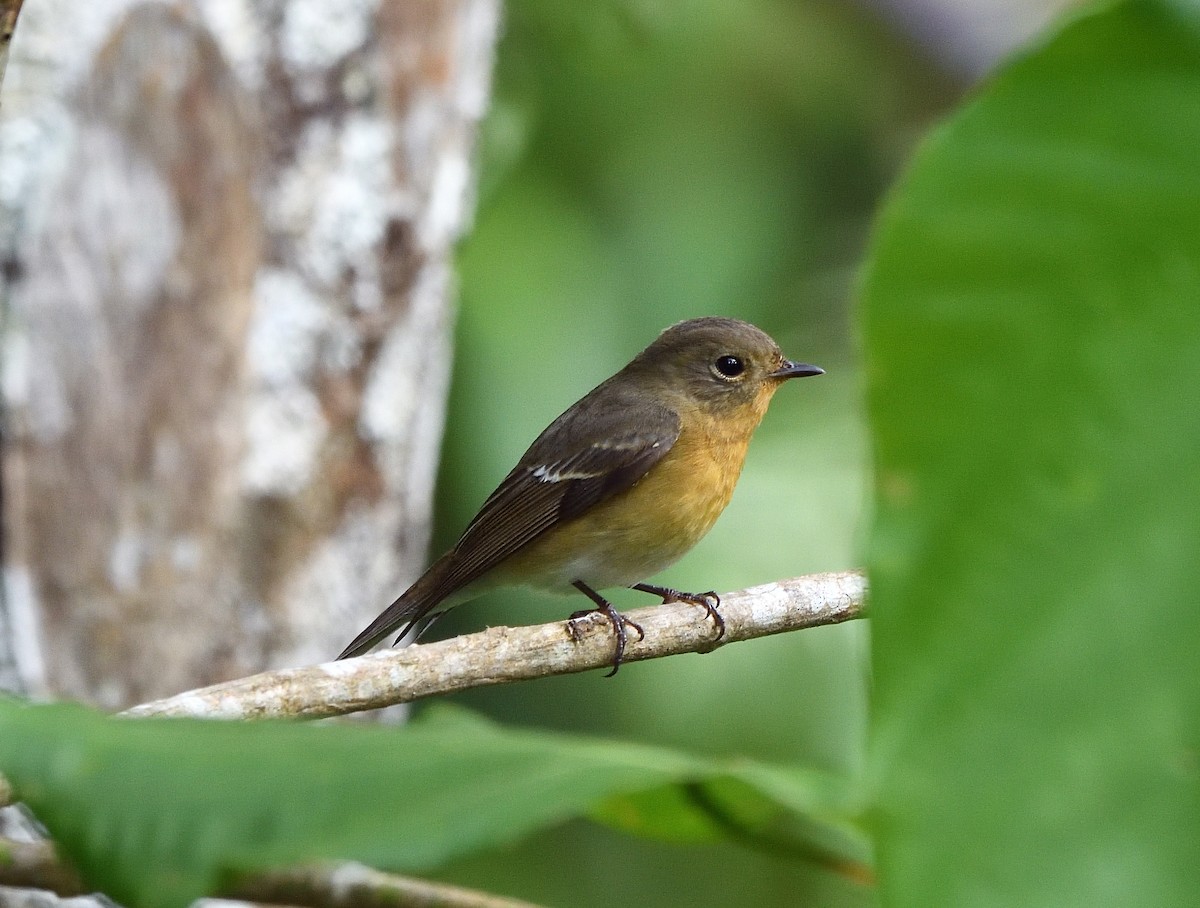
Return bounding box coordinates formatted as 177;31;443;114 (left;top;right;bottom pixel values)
336;565;449;660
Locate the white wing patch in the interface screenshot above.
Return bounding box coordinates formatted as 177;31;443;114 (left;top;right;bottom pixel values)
531;463;597;483
530;437;662;484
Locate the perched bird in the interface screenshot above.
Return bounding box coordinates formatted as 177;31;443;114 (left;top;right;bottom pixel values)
338;317;823;674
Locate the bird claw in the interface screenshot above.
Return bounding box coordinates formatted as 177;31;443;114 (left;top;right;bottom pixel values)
631;583;725;642
568;583;644;676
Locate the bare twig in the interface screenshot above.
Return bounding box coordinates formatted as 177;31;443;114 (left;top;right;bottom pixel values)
0;0;24;99
0;835;86;895
0;844;543;907
224;861;546;908
125;571;866;721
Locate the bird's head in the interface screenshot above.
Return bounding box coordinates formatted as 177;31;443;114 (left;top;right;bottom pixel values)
628;317;823;422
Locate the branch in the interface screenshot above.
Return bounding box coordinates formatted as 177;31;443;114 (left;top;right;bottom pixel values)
223;861;545;908
0;842;543;907
0;0;23;99
125;571;866;721
0;835;86;896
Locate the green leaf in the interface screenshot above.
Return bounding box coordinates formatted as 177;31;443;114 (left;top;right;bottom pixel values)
0;702;867;907
861;2;1200;907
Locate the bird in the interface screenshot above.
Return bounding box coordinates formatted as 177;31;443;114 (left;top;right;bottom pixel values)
337;316;823;674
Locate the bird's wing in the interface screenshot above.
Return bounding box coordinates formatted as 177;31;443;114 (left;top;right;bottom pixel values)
434;392;682;597
336;388;679;660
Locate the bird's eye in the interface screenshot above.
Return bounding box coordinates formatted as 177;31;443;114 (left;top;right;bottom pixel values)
713;355;746;379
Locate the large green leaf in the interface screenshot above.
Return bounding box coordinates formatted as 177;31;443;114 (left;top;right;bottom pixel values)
862;2;1200;906
0;702;867;907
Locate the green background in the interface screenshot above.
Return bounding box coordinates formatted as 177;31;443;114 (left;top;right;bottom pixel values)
5;2;1197;907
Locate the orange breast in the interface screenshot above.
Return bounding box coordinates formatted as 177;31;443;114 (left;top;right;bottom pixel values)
495;411;754;592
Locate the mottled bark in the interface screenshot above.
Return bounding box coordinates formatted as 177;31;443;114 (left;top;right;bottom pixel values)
0;1;23;97
0;0;499;707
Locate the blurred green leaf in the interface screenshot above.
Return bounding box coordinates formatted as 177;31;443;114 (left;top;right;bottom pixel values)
862;2;1200;906
0;701;868;908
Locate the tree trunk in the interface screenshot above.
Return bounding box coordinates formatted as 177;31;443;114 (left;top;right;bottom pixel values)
0;0;499;708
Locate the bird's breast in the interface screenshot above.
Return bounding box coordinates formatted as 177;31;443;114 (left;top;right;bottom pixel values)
497;415;753;591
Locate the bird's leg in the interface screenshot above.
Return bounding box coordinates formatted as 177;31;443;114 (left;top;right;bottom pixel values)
631;582;725;642
569;581;645;677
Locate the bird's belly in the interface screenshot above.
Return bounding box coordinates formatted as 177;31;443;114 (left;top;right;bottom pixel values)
496;427;746;592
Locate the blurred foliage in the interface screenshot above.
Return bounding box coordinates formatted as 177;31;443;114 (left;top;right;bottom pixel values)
862;2;1200;906
432;1;956;904
0;701;868;908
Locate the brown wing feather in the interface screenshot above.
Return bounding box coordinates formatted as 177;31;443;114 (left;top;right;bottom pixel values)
433;394;681;596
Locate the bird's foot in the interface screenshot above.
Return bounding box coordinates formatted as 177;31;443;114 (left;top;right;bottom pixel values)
631;583;725;642
569;581;645;677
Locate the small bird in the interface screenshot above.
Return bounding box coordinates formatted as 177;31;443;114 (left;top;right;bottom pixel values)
338;317;823;674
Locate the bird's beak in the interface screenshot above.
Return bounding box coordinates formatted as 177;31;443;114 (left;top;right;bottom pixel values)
771;359;824;380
